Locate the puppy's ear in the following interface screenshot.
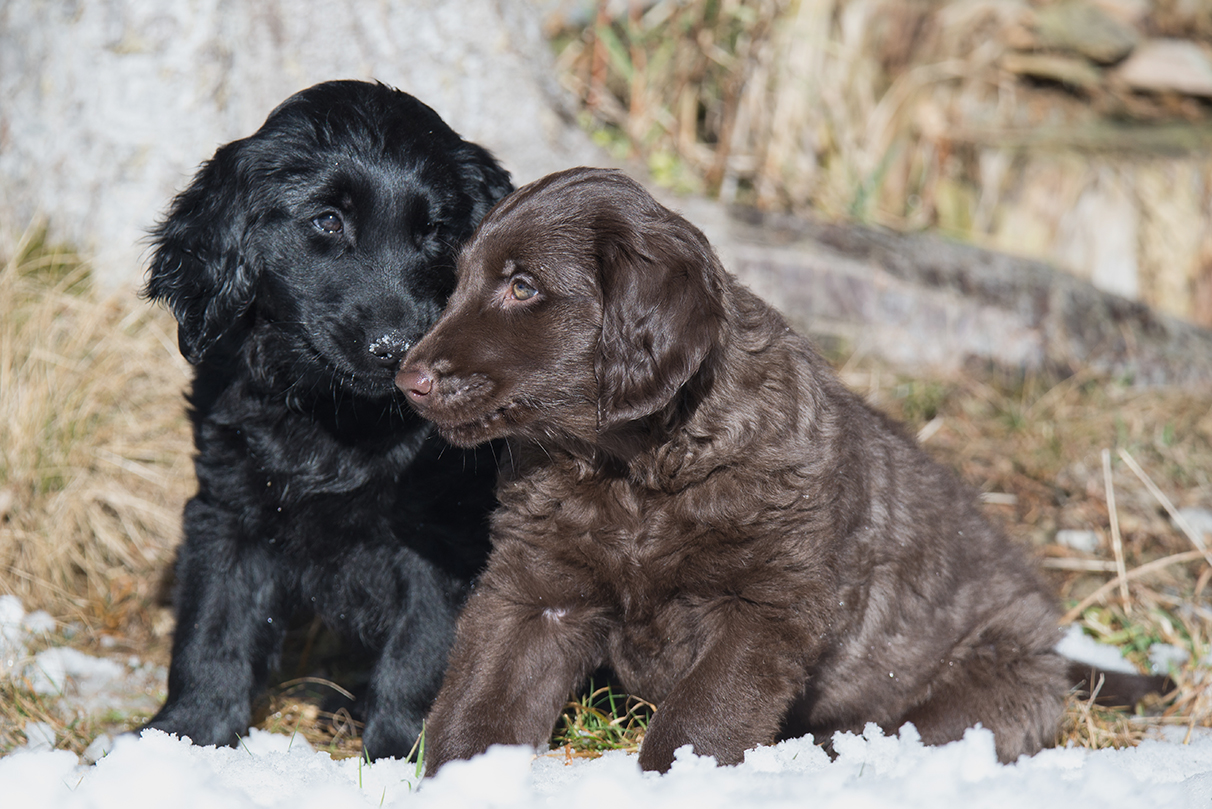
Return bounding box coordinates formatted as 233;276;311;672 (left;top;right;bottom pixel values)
143;142;260;365
457;142;514;224
594;213;725;432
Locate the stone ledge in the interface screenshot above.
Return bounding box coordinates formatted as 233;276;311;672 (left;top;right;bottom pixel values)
677;195;1212;389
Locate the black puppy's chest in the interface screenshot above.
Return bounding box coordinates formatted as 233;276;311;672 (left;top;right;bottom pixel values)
227;426;481;645
199;395;423;543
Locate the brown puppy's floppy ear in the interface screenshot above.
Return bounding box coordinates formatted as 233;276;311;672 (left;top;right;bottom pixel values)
142;140;261;365
594;205;726;432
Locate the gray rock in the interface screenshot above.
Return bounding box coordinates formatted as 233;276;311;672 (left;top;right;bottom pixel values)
0;0;602;289
1035;0;1140;65
1000;52;1103;89
675;195;1212;388
1114;38;1212;97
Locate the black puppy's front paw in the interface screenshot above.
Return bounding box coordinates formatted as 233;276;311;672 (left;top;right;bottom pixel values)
141;701;249;749
360;714;424;762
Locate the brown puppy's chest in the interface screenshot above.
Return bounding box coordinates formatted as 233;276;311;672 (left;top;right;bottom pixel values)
502;469;808;702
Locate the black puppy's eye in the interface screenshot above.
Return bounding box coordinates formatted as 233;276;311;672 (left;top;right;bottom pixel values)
413;219;439;247
313;212;343;235
509;278;538;302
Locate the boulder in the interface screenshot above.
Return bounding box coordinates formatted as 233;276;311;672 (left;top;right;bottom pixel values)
0;0;601;288
1034;0;1139;65
676;194;1212;388
1114;38;1212;97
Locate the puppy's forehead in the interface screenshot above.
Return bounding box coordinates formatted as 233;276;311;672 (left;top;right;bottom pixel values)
472;216;588;273
248;110;466;199
460;225;531;276
253;156;412;216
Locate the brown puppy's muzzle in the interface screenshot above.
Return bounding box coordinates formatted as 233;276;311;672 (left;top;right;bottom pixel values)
395;355;505;448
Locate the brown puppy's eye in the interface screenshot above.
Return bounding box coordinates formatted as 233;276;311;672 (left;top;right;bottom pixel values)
313;212;343;234
509;278;538;301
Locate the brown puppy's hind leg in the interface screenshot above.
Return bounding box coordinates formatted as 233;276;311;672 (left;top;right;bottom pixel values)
896;648;1068;763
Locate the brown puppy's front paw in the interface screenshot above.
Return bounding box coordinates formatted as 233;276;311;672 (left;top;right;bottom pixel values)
638;710;748;773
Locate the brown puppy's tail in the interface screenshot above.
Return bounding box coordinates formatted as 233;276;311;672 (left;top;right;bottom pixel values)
1066;660;1174;708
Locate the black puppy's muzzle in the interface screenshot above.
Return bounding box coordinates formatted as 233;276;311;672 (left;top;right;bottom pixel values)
367;329;415;370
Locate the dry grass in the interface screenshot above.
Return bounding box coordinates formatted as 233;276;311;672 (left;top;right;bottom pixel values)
0;223;192;641
2;227;1211;759
254;679;369;759
0;679;117;756
550;1;1212;328
552;0;1212;225
552;0;995;219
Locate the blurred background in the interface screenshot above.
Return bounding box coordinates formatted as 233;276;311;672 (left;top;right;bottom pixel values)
551;0;1212;327
2;0;1211;758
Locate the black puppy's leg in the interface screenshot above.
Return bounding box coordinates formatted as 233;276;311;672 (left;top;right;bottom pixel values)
423;583;605;775
359;569;460;761
144;520;288;747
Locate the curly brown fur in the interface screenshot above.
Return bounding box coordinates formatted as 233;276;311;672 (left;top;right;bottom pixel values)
399;167;1068;774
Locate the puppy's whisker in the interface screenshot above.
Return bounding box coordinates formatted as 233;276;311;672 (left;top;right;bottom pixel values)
527;438;554;464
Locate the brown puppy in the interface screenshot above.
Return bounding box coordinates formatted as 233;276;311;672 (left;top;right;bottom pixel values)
398;167;1067;774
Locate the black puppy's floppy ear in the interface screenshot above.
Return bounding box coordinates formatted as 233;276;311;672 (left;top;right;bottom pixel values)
457;141;514;225
594;211;725;432
143;142;261;365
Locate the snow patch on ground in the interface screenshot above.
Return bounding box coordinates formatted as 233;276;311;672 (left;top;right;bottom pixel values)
2;594;166;755
1055;624;1139;674
3;724;1212;808
6;596;1212;808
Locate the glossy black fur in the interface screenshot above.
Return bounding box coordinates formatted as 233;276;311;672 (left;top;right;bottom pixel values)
141;80;511;759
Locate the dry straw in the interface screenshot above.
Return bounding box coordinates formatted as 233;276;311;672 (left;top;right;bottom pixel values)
0;224;192;631
553;0;1016;221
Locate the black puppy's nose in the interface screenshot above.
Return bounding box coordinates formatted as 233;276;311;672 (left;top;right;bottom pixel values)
367;332;413;369
396;363;434;403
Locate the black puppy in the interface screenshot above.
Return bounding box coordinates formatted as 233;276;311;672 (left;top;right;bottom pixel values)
141;80;511;759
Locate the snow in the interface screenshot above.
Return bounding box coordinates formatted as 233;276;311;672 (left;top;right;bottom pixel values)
5;596;1212;808
4;724;1212;808
1055;624;1140;674
1;595;167;727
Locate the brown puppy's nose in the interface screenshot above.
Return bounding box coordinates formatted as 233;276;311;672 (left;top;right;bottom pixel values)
396;364;434;401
